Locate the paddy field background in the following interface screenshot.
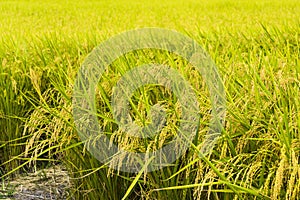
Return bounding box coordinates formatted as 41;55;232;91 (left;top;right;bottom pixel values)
0;0;299;199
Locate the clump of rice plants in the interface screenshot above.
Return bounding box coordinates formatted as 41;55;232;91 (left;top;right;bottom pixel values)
0;0;299;199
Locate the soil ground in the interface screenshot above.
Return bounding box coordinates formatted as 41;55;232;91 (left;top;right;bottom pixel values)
0;165;70;200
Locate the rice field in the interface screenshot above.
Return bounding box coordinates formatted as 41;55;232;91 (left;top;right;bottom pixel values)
0;0;299;199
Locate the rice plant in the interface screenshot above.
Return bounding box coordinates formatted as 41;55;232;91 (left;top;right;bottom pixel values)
0;0;299;199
